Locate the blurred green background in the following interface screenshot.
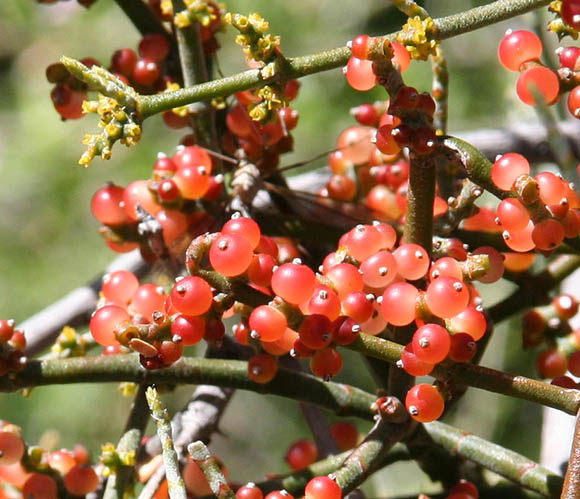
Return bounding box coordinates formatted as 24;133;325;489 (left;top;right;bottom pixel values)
0;0;554;495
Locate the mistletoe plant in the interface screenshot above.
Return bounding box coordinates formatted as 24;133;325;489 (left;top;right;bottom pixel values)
4;0;580;497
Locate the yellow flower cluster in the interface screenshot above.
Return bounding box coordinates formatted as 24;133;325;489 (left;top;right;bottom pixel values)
169;0;220;29
100;442;137;478
50;326;87;357
79;94;142;166
549;1;579;40
248;85;286;121
165;82;190;117
397;16;438;61
225;12;281;63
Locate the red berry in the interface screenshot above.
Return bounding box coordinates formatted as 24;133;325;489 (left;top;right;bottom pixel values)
272;263;316;305
448;333;477;362
405;384;445;422
171;314;205;346
170;276;213;316
330;422;358;451
64;465;99;495
249;305;287;342
304;476;342;499
381;282;419;326
310;348;343;379
412;323;451;363
285;439;318;470
498;30;542;71
350;34;371;59
138;33;170;62
90;305;129;346
0;432;24;466
516;66;560;106
491;153;530;190
223;216;261;249
248;354;278;383
132;57;160;86
344;57;376;92
209;233;254;277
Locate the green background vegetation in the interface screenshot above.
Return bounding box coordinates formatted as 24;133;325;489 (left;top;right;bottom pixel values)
0;0;556;495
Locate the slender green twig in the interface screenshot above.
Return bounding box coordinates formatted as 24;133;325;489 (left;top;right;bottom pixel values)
0;356;376;419
424;421;564;497
489;254;580;324
346;334;580;414
137;0;552;117
562;410;580;498
103;384;150;499
146;387;187;499
333;413;414;495
187;441;234;499
171;0;219;152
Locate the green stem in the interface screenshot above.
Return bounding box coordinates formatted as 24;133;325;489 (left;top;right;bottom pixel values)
0;355;376;420
171;0;219;152
333;415;413;495
489;254;580;324
103;384;150;499
403;155;436;252
424;421;563;497
146;387;187;499
346;334;580;415
187;441;234;499
562;411;580;498
137;0;552;117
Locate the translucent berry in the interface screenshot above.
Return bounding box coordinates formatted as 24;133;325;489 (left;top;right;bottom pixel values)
448;333;477;362
310;348;343;379
91;184;129;226
393;244;429;280
537;348;567;378
249;305;287;342
516;66;559;106
330;422;358;451
425;277;469;319
412;323;451;363
271;263;316;305
449;307;487;341
381;282;418;326
345;57;376;91
248;354;278;383
171;314;205;346
132;57;160;85
341;292;374;323
285;439;318;470
237;484;264;499
532;219;565;251
497;198;530;231
350;34;370;59
22;473;58;499
491;153;530;190
304;476;342;499
64;465;99;495
400;343;434;376
503;220;535;252
90;305;129;346
174;165;211;199
0;432;24;466
337;126;375;165
299;314;333;350
472;246;505;284
209;233;254;277
405;383;445;422
359;250;397;288
223;216;261;249
102;270;139;305
138;33;170;62
131;284;167;321
498;30;542;71
562;0;580;29
325;263;364;299
170;276;213;316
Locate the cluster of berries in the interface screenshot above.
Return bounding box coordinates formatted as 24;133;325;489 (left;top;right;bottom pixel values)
0;423;98;497
235;476;342;499
221;81;301;171
519;292;580;388
91;145;219;256
489;152;580;251
0;320;27;376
